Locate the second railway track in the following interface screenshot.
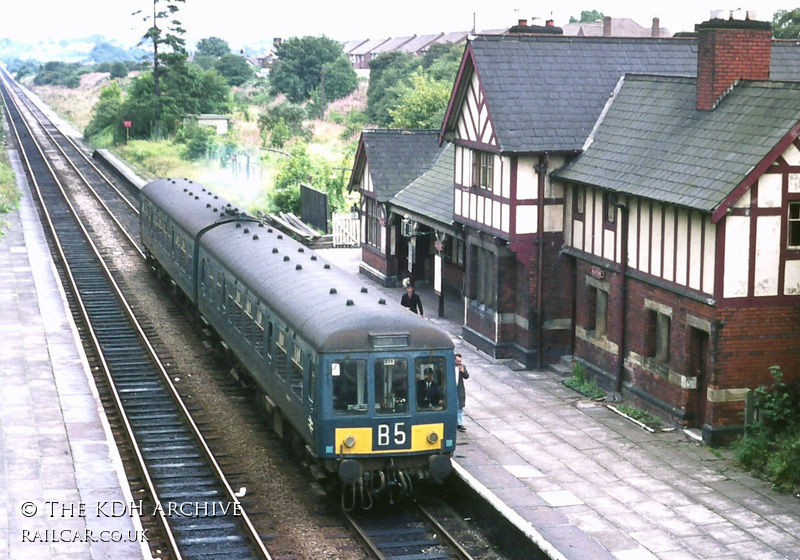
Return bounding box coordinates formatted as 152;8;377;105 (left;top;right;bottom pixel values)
1;67;271;560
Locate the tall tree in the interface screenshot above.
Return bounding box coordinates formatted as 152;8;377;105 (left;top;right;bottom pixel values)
773;9;800;39
269;36;356;103
196;36;231;57
133;0;187;138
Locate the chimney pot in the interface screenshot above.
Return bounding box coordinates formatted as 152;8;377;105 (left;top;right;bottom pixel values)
652;17;660;37
518;18;527;27
546;19;554;27
603;16;612;36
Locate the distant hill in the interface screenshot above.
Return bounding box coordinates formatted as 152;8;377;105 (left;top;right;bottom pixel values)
0;36;148;65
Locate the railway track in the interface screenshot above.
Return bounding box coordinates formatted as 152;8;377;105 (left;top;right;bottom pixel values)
343;500;475;560
1;69;271;560
1;71;527;560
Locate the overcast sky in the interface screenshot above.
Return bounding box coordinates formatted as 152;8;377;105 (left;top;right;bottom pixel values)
2;1;792;50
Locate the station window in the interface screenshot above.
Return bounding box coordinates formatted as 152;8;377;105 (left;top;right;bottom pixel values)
586;280;609;339
472;246;495;309
332;359;367;415
644;300;672;367
365;197;380;249
789;201;800;249
374;358;409;414
472;150;493;191
414;356;447;411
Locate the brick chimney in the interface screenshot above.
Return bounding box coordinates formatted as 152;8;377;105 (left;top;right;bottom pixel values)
518;18;528;27
651;17;660;37
696;18;772;111
603;16;612;36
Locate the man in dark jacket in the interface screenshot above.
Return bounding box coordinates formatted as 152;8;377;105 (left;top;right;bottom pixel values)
400;279;423;316
455;353;469;431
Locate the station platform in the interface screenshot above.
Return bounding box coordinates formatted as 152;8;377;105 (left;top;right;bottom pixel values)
319;248;800;560
0;152;147;559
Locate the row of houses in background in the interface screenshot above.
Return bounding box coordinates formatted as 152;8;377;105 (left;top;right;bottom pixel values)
243;15;676;75
347;15;800;446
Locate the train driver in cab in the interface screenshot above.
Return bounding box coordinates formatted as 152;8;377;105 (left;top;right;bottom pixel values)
417;368;442;408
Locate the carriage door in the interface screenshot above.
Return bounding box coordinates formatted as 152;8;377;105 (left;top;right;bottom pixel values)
688;327;709;428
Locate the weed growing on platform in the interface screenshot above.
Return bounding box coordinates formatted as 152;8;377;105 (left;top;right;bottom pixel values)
614;404;663;431
735;366;800;493
563;361;605;400
0;127;20;220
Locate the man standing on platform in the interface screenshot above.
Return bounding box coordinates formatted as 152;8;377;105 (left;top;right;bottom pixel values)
455;353;469;432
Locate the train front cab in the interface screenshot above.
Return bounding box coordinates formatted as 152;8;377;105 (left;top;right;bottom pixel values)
317;350;457;504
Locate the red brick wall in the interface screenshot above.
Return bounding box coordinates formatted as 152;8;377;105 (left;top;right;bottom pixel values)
574;257;800;431
361;244;388;275
696;20;771;110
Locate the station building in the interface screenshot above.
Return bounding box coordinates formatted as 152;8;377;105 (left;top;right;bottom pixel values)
350;17;800;443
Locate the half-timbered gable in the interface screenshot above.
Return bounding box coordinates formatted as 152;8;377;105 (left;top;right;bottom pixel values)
439;34;700;367
554;19;800;443
348;129;445;286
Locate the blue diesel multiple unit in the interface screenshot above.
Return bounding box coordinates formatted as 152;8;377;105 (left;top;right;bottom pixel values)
140;178;456;506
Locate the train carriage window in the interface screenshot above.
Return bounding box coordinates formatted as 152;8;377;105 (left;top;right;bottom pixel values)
415;357;448;411
275;330;288;381
332;359;367;415
374;358;409;414
290;344;304;398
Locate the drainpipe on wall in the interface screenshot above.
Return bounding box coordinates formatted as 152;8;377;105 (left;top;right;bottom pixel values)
609;195;628;395
536;153;549;370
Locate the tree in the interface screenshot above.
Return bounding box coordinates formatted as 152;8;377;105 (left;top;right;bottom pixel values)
389;73;451;129
366;51;419;126
84;81;124;145
196;36;230;57
569;10;604;23
214;54;253;86
133;0;188;138
773;9;800;39
269;36;356;103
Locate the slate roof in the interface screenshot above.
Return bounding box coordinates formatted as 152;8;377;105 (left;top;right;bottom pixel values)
356;129;444;202
390;143;454;227
446;35;800;154
350;38;389;56
400;33;444;54
372;36;415;54
553;76;800;213
561;18;670;38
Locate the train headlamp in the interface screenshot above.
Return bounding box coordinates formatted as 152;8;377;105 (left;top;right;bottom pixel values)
344;435;356;449
427;432;439;444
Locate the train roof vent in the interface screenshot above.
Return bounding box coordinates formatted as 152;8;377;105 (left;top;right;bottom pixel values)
346;299;354;306
378;298;386;305
213;208;219;212
236;223;242;228
272;248;279;253
330;288;337;294
296;264;302;270
298;248;304;253
227;203;232;207
277;234;283;239
267;228;273;233
310;255;317;261
206;203;211;208
253;235;259;240
183;188;188;192
324;264;331;269
195;196;199;200
361;287;368;293
244;228;250;234
283;256;290;261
